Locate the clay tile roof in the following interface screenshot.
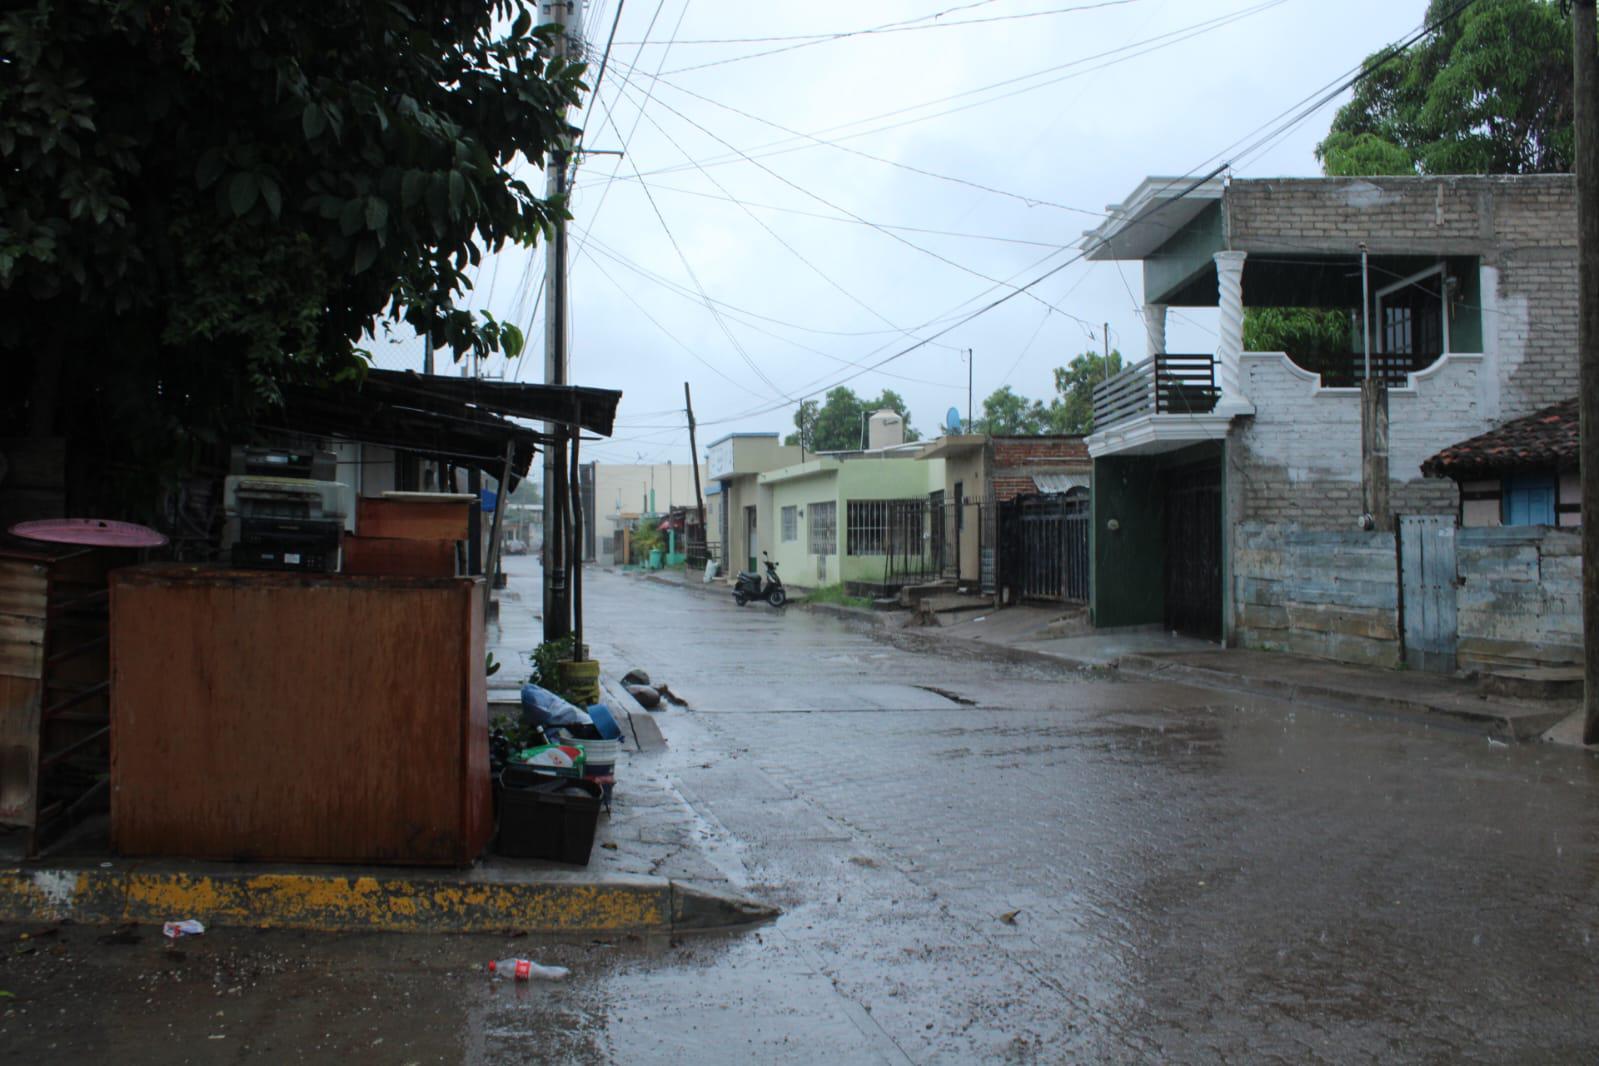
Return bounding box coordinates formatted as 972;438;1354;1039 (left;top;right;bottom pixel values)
1420;397;1578;480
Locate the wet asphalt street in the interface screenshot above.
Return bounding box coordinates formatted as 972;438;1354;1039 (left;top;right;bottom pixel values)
5;560;1599;1063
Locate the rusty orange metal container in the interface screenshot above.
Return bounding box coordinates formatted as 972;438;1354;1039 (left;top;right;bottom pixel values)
109;566;490;865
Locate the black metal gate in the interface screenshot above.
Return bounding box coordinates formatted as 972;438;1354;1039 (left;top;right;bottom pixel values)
999;494;1089;602
1163;462;1222;640
872;499;979;588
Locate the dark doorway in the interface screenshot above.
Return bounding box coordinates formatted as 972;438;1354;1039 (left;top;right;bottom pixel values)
1163;461;1222;640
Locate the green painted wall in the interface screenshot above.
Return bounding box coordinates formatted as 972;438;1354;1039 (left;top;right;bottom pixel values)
1091;445;1225;629
1449;258;1483;352
1143;203;1223;307
837;458;944;584
764;465;839;588
758;457;942;589
1091;455;1165;627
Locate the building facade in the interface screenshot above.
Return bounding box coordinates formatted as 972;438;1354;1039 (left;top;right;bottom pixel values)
1080;173;1578;668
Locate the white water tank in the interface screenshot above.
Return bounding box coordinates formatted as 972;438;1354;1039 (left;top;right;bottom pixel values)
867;409;904;450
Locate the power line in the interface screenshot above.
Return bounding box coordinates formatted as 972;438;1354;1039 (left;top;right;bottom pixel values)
652;0;1136;76
609;74;1105;331
607;0;1288;192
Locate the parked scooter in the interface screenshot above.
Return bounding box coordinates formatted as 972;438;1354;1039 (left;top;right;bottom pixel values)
732;552;787;607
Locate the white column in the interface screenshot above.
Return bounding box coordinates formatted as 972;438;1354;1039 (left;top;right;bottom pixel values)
1213;250;1248;406
1144;303;1167;359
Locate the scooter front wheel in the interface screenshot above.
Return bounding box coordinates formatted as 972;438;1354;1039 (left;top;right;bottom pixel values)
733;591;748;606
767;587;787;607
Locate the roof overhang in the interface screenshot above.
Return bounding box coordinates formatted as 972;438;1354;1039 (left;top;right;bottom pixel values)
917;434;986;460
275;370;622;489
1086;412;1243;459
1080;175;1226;262
757;459;838;486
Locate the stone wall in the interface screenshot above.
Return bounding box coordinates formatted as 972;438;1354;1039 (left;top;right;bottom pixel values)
1233;524;1400;668
1232;353;1482;529
1225;175;1577;421
1456;527;1581;672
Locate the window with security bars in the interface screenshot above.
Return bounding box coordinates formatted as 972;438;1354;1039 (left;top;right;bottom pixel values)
781;505;798;542
808;501;836;556
847;498;925;556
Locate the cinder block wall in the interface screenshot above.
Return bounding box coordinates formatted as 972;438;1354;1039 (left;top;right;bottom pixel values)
1226;175;1578;420
1232;355;1479;529
1456;527;1581;671
1233;524;1400;668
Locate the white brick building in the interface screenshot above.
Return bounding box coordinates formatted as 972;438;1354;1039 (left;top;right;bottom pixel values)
1076;174;1578;669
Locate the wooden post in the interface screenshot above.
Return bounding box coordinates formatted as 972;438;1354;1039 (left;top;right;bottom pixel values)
1361;379;1392;533
1575;0;1599;743
569;424;584;660
684;382;705;557
483;442;514;624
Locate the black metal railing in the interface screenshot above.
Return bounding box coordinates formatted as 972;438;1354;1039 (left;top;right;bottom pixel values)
870;500;983;589
1091;353;1218;430
1291;351;1439;388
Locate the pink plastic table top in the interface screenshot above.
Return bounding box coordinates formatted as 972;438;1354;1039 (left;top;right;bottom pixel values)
9;518;169;548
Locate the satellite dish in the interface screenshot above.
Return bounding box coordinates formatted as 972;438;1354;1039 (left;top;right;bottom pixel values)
945;406;962;433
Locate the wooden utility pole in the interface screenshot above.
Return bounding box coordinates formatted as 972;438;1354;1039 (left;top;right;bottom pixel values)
1358;242;1392;532
541;0;581;644
684;383;705;547
1574;0;1599;742
1360;381;1392;532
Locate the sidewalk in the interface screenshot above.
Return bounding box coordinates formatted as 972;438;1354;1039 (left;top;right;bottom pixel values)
902;603;1579;743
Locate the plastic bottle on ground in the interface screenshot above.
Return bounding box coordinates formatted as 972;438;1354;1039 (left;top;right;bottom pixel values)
487;958;570;981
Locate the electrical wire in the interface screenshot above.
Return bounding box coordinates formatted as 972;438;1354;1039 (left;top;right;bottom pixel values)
608;74;1105;331
652;0;1137;76
608;0;1289;190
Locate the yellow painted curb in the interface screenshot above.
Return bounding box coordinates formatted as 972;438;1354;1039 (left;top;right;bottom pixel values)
0;867;772;935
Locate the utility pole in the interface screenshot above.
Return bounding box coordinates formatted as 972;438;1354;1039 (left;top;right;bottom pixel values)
1574;0;1599;743
1103;323;1110;381
685;383;705;556
1358;242;1390;533
967;348;974;433
541;0;581;644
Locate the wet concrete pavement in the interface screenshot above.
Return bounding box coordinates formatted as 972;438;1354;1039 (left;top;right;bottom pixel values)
6;559;1599;1062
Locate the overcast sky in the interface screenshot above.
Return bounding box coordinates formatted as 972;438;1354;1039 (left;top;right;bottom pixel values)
372;0;1427;463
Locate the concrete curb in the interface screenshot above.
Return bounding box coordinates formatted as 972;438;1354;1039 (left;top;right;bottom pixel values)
0;865;777;936
800;602;887;626
1114;654;1570;740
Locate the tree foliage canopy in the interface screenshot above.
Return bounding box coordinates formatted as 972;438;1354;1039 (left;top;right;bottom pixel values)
1;1;583;498
1048;350;1123;435
1317;0;1576;176
974;386;1050;436
786;387;921;452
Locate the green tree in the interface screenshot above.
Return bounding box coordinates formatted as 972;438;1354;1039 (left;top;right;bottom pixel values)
1242;308;1354;362
1046;350;1123;434
973;386;1049;435
1;1;583;508
1317;0;1577;176
785;387;921;451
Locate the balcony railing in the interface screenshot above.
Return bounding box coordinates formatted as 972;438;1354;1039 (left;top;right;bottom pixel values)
1091;353;1218;431
1291;351;1439;388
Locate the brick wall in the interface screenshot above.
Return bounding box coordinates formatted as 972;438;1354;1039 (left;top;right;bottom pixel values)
1456;527;1581;671
1232;354;1480;529
1226;175;1577;422
990;437;1089;465
1233;524;1400;668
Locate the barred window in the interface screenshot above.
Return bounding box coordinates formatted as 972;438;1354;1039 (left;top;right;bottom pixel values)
847;498;925;556
781;505;798;542
808;501;836;556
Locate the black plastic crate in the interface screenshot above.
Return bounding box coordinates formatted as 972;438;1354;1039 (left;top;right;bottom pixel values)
495;774;603;865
